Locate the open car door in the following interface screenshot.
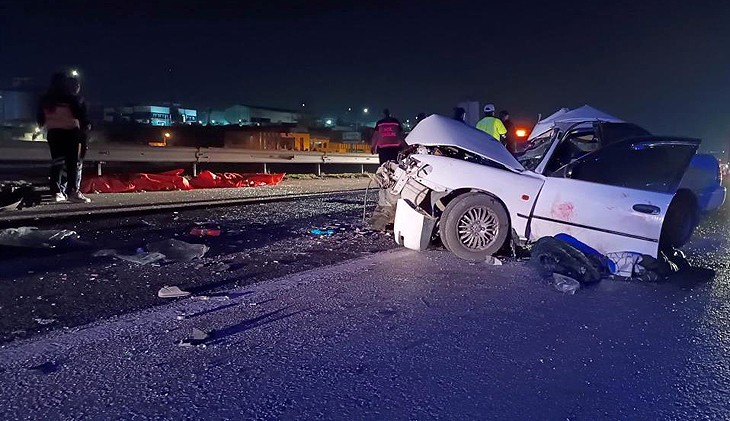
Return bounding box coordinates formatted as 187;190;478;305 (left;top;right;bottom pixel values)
528;137;700;257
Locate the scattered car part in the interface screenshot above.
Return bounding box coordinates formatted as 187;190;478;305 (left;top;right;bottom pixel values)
158;286;191;298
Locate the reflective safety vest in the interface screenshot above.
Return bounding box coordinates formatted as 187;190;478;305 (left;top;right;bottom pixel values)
371;120;404;151
476;116;507;141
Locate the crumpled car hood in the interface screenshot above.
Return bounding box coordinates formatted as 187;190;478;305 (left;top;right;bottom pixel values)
405;114;524;172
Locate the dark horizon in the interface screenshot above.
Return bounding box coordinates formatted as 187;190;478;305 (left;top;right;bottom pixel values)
2;0;729;148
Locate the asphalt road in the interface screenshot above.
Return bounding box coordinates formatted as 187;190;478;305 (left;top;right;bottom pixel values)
0;190;393;343
1;193;729;420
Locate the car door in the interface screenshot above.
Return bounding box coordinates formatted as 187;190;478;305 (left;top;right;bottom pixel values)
528;137;700;257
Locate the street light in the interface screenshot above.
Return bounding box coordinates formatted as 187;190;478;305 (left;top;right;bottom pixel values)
325;119;333;125
70;69;79;77
164;132;171;138
363;108;369;114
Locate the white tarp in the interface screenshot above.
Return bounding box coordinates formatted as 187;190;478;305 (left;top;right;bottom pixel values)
405;114;524;172
528;105;623;141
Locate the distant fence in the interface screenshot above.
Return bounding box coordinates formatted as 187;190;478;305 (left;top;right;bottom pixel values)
0;142;379;176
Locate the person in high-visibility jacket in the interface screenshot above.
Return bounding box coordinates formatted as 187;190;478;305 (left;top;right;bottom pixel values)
476;103;507;143
370;109;405;164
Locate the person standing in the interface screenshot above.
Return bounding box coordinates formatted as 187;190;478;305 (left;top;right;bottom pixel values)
476;103;507;143
370;109;405;164
499;110;516;153
452;107;467;123
37;72;91;203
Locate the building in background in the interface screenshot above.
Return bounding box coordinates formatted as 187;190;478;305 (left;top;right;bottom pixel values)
1;78;43;128
223;105;302;126
103;104;197;126
197;109;229;125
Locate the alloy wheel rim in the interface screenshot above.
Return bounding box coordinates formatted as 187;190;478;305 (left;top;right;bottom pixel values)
457;206;499;250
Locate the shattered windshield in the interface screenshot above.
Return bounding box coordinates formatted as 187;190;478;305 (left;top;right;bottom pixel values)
517;129;558;171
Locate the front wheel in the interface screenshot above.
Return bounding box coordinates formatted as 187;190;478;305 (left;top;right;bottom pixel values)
439;193;510;261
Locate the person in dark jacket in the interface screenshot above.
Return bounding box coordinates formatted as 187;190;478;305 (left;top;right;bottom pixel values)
370;109;405;164
499;110;516;153
37;73;91;203
452;107;466;123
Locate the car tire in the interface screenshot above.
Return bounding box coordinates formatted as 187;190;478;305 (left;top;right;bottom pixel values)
660;190;698;250
439;193;510;261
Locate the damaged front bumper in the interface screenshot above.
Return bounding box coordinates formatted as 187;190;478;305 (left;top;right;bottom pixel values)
394;198;437;251
371;156;447;249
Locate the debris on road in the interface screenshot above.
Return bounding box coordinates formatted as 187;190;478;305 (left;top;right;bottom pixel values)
485;256;502;266
532;234;685;286
310;229;335;235
552;273;580;295
33;318;57;325
27;361;59;375
0;227;79;248
146;239;209;261
158;286;191;298
210;262;230;272
530;236;603;284
177;327;211;347
0;182;41;211
93;249;166;265
606;251;678;282
190;228;221;237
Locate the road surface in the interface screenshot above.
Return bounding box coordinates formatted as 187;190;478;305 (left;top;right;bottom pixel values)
0;192;728;419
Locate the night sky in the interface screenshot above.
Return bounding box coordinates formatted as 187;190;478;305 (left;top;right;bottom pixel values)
1;0;728;149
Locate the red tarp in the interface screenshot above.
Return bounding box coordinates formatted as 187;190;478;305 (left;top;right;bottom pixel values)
189;171;285;189
81;169;285;194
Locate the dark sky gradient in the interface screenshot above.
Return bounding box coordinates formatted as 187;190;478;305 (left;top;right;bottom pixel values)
1;0;729;149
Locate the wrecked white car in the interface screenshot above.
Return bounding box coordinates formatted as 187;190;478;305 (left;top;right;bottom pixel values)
377;114;725;261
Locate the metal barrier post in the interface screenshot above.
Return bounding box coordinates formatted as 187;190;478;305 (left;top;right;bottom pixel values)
193;162;198;177
316;163;321;176
361;164;364;174
263;162;268;174
96;162;103;176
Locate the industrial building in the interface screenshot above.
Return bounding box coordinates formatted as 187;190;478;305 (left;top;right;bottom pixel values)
223;104;302;125
103;104;197;126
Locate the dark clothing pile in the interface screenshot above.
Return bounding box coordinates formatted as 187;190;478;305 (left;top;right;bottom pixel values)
531;234;682;284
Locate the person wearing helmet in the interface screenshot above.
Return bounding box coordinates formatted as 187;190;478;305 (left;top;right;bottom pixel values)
476;103;507;143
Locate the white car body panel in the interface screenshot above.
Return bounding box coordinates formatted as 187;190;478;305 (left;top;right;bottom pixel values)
405;115;524;172
406;154;544;240
394;198;437;251
529;177;673;256
528;105;623;141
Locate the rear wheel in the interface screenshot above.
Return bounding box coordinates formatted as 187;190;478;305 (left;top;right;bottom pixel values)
660;190;698;250
439;193;510;261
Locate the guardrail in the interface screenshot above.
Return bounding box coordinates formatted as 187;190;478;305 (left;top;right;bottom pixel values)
0;142;379;175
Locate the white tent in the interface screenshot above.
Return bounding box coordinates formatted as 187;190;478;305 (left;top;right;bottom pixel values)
528;105;623;141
